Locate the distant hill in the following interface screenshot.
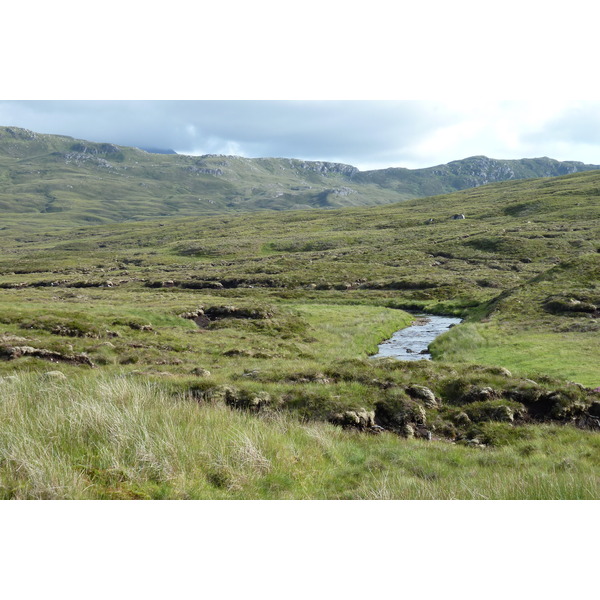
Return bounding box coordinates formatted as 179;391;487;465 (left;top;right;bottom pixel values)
1;125;599;229
356;155;600;197
139;147;178;155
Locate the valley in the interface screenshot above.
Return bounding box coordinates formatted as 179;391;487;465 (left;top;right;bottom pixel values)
2;125;599;230
0;127;599;499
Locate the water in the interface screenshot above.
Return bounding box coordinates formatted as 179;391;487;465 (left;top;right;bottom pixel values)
371;313;462;361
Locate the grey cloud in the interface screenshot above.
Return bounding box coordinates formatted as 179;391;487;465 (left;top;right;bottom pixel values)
0;100;459;169
2;100;600;170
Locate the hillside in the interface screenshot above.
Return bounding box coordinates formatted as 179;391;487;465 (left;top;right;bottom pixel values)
1;125;599;231
1;168;598;385
1;132;599;499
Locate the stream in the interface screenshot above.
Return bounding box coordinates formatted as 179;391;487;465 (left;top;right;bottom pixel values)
371;314;462;361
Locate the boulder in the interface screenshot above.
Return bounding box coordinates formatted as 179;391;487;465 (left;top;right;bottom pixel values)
224;388;275;412
492;404;515;422
401;423;415;438
330;409;376;430
453;411;471;426
191;367;211;377
406;384;439;407
460;385;498;404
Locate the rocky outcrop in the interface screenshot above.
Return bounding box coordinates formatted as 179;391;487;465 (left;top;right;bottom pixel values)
63;152;115;168
69;142;121;155
224;388;278;412
329;409;376;430
186;166;224;176
289;159;359;177
1;126;39;140
0;345;94;366
406;385;439;408
329;187;356;196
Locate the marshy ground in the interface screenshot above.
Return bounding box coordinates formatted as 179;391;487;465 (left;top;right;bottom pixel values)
1;169;599;498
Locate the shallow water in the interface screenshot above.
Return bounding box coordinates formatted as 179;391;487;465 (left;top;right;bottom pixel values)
371;314;462;361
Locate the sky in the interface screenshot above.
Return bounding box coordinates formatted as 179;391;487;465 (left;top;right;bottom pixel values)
1;100;600;171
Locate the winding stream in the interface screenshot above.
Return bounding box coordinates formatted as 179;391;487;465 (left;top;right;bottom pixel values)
371;314;462;361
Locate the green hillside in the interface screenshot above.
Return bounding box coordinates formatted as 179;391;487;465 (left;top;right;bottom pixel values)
2;125;599;232
1;135;599;499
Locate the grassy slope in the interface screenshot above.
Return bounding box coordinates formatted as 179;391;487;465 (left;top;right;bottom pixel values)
431;254;600;385
1;170;599;385
2;125;600;232
0;166;599;498
0;126;397;229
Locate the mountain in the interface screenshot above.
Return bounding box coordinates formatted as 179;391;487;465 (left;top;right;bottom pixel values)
138;147;178;155
1;125;599;230
356;155;600;197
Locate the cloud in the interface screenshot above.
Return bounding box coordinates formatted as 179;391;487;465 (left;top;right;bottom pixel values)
521;102;600;148
175;101;457;166
1;100;600;170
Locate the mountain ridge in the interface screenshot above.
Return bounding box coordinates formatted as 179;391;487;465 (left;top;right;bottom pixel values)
1;125;599;229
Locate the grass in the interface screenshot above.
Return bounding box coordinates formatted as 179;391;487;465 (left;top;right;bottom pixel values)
1;374;598;499
1;143;600;498
431;252;600;386
432;323;600;386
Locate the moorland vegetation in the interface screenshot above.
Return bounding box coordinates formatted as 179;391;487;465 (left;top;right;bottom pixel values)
0;127;599;499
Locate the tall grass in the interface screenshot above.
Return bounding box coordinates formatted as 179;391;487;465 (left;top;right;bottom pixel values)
1;373;598;499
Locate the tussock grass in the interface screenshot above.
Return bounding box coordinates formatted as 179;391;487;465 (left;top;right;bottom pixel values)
0;374;598;499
